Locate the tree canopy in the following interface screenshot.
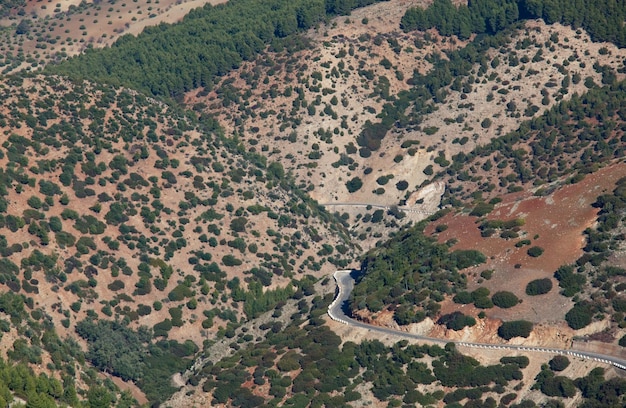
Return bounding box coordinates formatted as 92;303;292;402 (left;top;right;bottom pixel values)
49;0;388;97
402;0;626;47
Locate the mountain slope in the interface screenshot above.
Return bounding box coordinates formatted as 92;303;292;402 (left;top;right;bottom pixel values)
0;74;355;403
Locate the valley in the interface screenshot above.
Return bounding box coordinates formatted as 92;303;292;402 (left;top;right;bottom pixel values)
0;0;624;407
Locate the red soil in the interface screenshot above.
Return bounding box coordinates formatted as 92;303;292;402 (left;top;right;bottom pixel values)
428;162;626;324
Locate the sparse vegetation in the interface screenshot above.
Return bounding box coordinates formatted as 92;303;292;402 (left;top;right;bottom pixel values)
0;0;625;405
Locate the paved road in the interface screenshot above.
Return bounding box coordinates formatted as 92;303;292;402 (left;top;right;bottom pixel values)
328;270;626;370
320;202;435;215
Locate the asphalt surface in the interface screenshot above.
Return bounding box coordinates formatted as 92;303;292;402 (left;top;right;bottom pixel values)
328;270;626;370
319;202;435;215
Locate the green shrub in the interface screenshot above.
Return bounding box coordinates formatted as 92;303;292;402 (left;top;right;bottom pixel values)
371;209;384;223
394;305;426;325
554;265;586;297
105;202;129;225
450;249;486;269
435;224;448;233
107;280;125;291
39;180;61;196
470;202;494;217
453;291;473;304
137;304;152;316
549;355;570;372
498;320;533;340
230;217;248;233
55;231;76;248
471;287;490;299
500;356;529;368
76;236;96;254
222;255;242;267
154;319;173;337
61;208;79;220
396;180;409;190
527;246;544;257
565;302;593;330
612;297;626;312
539;375;576;398
169;308;183;327
434;153;449;167
277;352;300;372
27;196;42;209
346;177;363;193
526;278;553;295
491;291;519;309
437;312;476;330
49;216;62;232
168;284;193;302
500;230;519;239
473;296;494;309
73;215;106;234
357;121;388;151
376;176;390;185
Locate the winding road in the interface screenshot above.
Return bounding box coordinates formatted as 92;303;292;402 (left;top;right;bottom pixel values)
328;270;626;370
320;202;436;215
